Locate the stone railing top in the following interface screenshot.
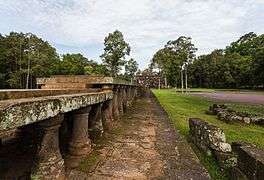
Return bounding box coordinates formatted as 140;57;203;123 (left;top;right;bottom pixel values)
0;90;113;134
37;75;136;86
0;89;101;100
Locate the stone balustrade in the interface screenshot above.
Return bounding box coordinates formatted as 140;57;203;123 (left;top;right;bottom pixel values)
0;75;140;179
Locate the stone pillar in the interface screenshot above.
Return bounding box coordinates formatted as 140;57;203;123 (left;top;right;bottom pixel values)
89;103;104;140
126;87;131;106
112;86;119;120
130;87;134;100
122;87;128;112
66;107;92;168
31;114;65;179
118;86;124;115
128;87;133;106
102;99;114;131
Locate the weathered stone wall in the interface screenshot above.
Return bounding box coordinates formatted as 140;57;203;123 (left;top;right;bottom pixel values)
207;104;264;126
0;76;142;179
189;118;264;179
189;118;236;169
0;89;100;100
189;118;232;154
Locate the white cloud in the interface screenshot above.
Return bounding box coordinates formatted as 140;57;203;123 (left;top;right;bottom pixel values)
0;0;264;69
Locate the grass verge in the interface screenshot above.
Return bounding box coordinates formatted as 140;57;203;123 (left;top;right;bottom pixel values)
152;89;264;179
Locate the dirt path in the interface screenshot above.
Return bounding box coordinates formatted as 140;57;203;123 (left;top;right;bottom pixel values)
192;92;264;104
68;96;209;179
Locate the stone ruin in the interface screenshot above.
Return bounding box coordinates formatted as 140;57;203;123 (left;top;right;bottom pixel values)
207;104;264;126
135;75;166;88
189;118;235;169
189;118;264;180
231;142;264;180
0;75;143;179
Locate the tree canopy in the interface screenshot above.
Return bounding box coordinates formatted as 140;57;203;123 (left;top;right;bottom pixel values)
151;32;264;88
124;58;138;80
151;36;197;87
189;32;264;88
101;30;131;77
0;30;138;89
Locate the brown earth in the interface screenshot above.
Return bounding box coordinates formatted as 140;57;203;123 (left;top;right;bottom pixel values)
68;95;210;179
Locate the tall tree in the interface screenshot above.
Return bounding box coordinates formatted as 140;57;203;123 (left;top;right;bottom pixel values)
124;58;138;80
101;30;130;77
151;36;197;87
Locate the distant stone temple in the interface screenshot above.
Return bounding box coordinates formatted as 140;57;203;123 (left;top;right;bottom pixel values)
136;75;166;88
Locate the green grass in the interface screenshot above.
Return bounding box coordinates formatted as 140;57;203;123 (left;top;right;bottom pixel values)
226;103;264;116
152;89;264;180
153;89;264;147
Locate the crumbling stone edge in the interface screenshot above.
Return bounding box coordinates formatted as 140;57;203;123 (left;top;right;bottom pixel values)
206;104;264;126
189;118;264;180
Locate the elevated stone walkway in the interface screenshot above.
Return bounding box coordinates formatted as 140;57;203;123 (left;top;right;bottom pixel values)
69;95;210;179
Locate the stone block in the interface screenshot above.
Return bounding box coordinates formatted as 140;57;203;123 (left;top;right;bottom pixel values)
189;118;232;155
213;150;237;169
230;167;248;180
233;142;264;180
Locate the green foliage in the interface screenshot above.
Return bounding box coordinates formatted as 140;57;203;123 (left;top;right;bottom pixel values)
189;32;264;88
0;32;60;88
151;36;197;87
124;58;138;80
60;53;89;75
101;30;130;77
84;63;110;76
152;89;264;148
253;47;264;86
0;31;117;89
152;32;264;89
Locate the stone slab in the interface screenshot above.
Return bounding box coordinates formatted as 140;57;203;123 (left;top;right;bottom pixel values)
37;75;136;86
0;91;113;133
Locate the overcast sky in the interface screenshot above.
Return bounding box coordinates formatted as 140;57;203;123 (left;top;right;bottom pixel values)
0;0;263;69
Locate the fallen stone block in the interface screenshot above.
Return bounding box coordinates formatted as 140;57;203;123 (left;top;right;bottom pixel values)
232;142;264;180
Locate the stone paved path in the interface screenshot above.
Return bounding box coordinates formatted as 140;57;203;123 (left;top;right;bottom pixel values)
68;95;210;179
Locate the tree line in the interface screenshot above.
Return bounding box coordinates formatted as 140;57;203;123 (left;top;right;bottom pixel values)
0;30;138;89
150;32;264;89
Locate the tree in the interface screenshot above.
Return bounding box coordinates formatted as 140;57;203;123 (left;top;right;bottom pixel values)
84;61;110;76
124;58;138;80
253;47;264;86
151;36;197;87
60;53;89;75
101;30;130;77
0;32;60;88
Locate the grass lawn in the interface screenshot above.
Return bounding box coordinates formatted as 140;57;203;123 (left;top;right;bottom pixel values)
152;89;264;179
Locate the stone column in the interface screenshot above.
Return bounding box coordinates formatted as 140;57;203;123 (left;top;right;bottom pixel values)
31;114;65;179
66;107;92;168
89;103;104;140
118;86;124;115
102;99;114;131
122;87;128;113
128;87;133;106
132;87;135;98
112;86;119;120
126;87;131;106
